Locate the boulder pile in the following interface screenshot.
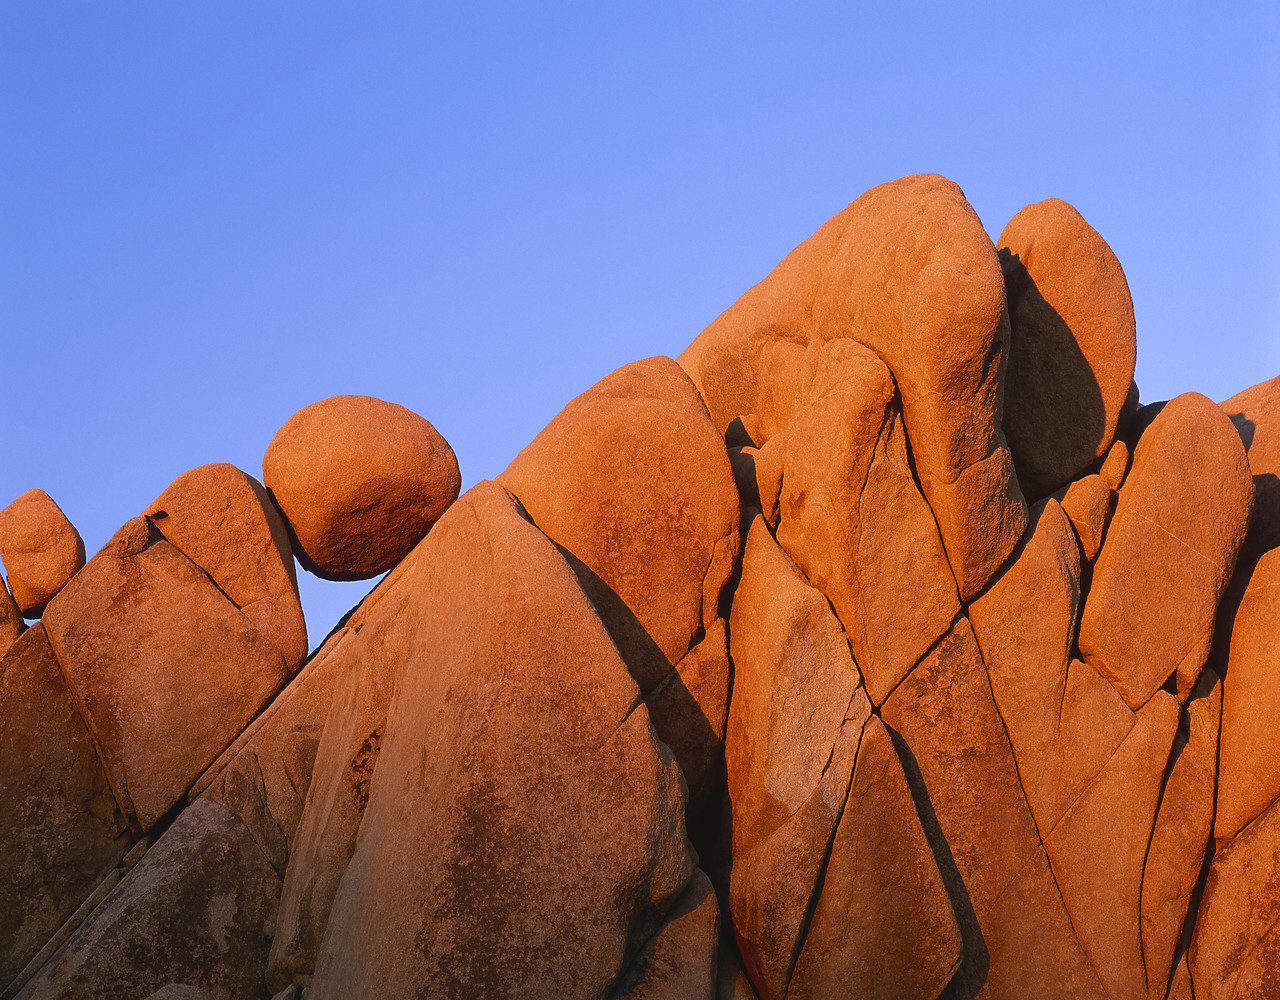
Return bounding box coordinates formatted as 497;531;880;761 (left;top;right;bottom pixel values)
3;173;1279;1000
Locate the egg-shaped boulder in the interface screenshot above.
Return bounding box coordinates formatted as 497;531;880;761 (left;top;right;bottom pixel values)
0;488;86;618
263;395;461;580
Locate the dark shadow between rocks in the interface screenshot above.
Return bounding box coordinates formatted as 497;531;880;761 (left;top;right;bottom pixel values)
1000;250;1108;501
884;722;989;999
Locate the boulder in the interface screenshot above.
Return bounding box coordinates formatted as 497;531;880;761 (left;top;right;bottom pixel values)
144;463;307;670
1057;474;1116;561
754;340;959;705
881;617;1107;999
42;517;290;830
0;579;21;657
1216;547;1280;840
0;489;85;618
1222;373;1280;561
306;482;694;1000
0;625;133;987
1100;438;1131;491
499;356;739;810
14;798;280;1000
680;173;1026;599
613;869;720;1000
1078;392;1254;709
725;516;870;998
787;717;962;1000
1191;793;1280;1000
262;394;460;580
1141;671;1220;1000
997;198;1137;497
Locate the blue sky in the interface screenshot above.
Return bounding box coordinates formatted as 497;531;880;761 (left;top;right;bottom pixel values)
3;3;1278;645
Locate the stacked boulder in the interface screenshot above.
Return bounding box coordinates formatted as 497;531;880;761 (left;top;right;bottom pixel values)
4;174;1280;1000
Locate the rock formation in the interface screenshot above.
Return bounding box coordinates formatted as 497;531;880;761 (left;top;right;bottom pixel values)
4;172;1278;1000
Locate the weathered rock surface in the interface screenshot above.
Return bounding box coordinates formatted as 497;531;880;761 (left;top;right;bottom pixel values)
144;463;307;670
0;489;85;618
262;394;460;580
0;625;133;988
15;798;280;1000
679;173;1027;599
42;517;290;830
499;356;739;829
1079;391;1253;708
306;482;693;1000
997;198;1137;497
11;175;1280;1000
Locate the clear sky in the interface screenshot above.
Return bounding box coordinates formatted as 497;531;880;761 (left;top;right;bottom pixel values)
3;3;1278;646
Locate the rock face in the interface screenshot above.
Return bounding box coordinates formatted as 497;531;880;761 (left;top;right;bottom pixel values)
997;198;1137;498
0;488;85;618
262;394;461;580
10;175;1280;1000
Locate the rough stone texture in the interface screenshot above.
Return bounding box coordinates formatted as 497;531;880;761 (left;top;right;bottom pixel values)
997;198;1137;497
15;798;280;1000
42;516;290;831
1216;547;1280;841
144;988;214;1000
1222;373;1280;562
306;482;693;1000
0;625;133;987
1100;438;1131;491
1191;793;1280;1000
1042;691;1180;1000
881;617;1107;999
679;173;1027;600
753;340;959;705
499;356;739;813
144;463;307;671
1079;392;1254;709
613;869;720;1000
1057;473;1116;562
787;717;962;1000
0;579;22;657
0;489;85;618
262;394;460;580
1141;671;1220;1000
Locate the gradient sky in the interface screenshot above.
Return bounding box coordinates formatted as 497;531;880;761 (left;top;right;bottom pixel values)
4;3;1278;645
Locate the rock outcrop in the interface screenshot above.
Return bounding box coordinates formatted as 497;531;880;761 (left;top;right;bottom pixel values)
0;489;85;618
262;394;461;580
8;174;1280;1000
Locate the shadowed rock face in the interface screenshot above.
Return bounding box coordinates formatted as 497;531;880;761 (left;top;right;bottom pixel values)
8;175;1280;1000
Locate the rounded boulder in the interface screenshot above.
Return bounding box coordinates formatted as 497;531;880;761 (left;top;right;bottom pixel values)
998;198;1137;498
263;395;461;580
0;488;86;618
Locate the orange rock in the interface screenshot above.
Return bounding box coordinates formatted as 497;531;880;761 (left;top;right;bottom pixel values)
15;798;280;1000
0;578;21;657
680;174;1026;599
306;482;693;1000
614;869;720;1000
499;356;739;806
0;625;133;986
997;198;1137;497
724;517;869;998
788;717;962;1000
42;517;290;831
1215;547;1280;840
0;488;85;618
1221;372;1280;561
1043;690;1180;1000
1057;474;1116;561
758;341;959;705
1191;792;1280;1000
144;463;307;670
881;617;1103;997
1078;392;1254;709
969;500;1082;834
262;394;460;580
1100;438;1131;491
1141;670;1220;1000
